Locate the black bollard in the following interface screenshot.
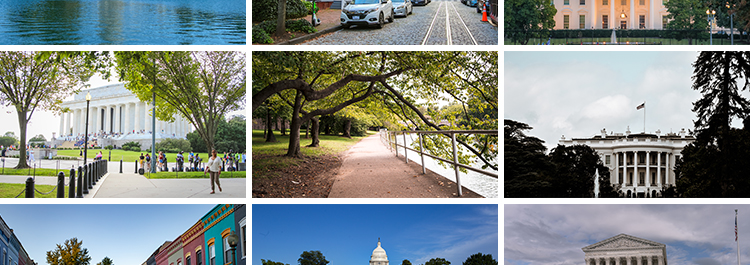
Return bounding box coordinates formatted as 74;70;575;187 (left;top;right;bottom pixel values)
76;166;83;198
135;159;138;173
87;163;93;189
82;164;89;195
92;161;97;185
25;177;34;198
119;159;122;173
56;172;65;198
69;168;76;198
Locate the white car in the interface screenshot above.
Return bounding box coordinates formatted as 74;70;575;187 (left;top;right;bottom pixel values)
392;0;412;17
341;0;394;29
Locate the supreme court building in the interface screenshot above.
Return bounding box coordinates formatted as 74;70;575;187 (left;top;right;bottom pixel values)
559;127;694;198
582;234;667;265
56;83;193;149
552;0;668;30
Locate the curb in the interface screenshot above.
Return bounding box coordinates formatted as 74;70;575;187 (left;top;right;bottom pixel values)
277;24;344;45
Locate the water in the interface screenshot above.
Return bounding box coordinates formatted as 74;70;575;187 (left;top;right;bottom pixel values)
0;0;246;45
392;133;498;198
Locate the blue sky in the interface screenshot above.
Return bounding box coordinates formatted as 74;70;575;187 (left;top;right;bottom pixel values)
503;51;750;152
505;204;750;265
0;204;216;265
253;204;498;265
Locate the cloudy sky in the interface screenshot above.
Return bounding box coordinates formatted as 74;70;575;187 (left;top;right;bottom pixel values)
254;204;498;265
504;51;750;152
505;204;750;265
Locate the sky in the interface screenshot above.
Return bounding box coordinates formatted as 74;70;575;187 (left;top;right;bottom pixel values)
253;204;498;265
504;204;750;265
504;51;750;152
0;204;217;265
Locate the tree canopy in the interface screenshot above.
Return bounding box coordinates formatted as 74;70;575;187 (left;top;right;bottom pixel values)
46;238;91;265
115;51;246;153
424;258;451;265
96;257;113;265
298;250;329;265
462;253;497;265
665;0;709;44
504;0;557;44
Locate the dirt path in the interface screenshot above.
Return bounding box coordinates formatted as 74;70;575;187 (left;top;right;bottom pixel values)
328;133;481;198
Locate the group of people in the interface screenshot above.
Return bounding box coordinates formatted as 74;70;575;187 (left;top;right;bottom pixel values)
133;149;244;194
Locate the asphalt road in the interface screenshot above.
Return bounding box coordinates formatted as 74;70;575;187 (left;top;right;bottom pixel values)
302;0;497;45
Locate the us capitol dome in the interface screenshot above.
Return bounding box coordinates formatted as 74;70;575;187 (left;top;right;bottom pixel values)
370;238;389;265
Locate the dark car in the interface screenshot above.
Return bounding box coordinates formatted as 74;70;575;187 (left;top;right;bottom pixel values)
411;0;430;6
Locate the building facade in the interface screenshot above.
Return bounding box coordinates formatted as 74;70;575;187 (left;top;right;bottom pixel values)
560;127;694;198
582;234;667;265
552;0;668;30
201;204;236;265
0;216;32;265
57;83;194;149
233;204;246;265
370;238;389;265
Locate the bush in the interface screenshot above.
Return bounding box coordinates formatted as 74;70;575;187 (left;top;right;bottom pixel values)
257;20;276;34
155;138;192;154
105;145;114;150
302;1;318;15
286;19;316;34
252;0;308;22
253;25;274;44
122;141;141;152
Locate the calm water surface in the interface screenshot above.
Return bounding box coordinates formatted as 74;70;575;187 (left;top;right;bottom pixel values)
0;0;245;45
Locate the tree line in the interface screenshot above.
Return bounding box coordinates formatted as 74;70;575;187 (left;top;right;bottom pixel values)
261;250;497;265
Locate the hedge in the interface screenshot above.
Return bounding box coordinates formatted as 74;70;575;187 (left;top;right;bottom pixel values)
253;0;308;22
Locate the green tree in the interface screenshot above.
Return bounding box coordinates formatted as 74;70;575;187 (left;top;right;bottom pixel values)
96;257;113;265
665;0;709;45
402;259;413;265
504;0;557;44
215;115;247;153
262;260;290;265
504;119;554;197
46;238;92;265
424;258;451;265
548;144;609;198
186;131;207;153
0;51;105;169
462;253;497;265
298;250;329;265
29;134;46;142
155;138;192;153
115;51;246;154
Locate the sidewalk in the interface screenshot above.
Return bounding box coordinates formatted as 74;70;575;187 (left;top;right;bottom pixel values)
89;172;246;198
328;133;482;198
278;8;344;44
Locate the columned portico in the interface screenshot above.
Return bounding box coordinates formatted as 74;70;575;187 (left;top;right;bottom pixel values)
553;0;668;29
583;234;667;265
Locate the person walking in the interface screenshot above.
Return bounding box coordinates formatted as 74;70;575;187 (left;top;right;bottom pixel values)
145;153;151;172
205;149;222;194
139;153;145;169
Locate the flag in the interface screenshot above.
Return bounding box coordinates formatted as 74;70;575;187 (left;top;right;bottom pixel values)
636;102;645;110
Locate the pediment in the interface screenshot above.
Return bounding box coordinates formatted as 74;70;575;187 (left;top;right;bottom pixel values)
583;234;665;251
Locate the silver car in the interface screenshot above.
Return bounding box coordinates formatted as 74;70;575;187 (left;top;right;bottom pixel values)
341;0;394;29
392;0;412;17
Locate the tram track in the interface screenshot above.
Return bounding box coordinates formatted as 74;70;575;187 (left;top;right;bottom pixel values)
421;1;478;45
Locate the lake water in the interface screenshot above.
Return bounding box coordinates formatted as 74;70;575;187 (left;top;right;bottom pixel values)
0;0;246;45
391;133;498;198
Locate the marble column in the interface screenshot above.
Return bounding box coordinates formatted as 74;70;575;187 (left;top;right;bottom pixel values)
124;103;131;133
115;105;122;133
623;152;628;187
630;0;635;29
72;109;78;136
90;105;97;135
633;151;638;188
646;151;651;188
134;102;141;132
615;152;620;184
611;0;616;29
59;114;65;137
591;0;597;28
657;152;662;187
649;0;655;28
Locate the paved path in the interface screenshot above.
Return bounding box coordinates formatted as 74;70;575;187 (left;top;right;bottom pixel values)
328;133;481;198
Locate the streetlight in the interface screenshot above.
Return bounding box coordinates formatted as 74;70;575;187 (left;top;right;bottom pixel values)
227;231;239;265
727;2;735;45
707;9;716;45
84;92;91;165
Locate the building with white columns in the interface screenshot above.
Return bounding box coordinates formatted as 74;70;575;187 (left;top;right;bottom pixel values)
56;83;194;150
559;127;694;198
552;0;668;30
582;234;667;265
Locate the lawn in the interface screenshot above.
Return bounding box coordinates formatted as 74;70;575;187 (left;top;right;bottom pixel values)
56;149;221;164
252;129;374;177
0;183;61;198
144;171;246;179
0;167;61;177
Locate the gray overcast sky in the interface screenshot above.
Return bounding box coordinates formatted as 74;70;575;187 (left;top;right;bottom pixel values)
503;51;750;152
505;204;749;265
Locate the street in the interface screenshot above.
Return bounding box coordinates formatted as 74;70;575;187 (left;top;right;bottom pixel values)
302;0;497;45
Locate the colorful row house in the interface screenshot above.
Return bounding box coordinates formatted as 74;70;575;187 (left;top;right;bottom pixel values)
145;205;246;265
0;216;32;265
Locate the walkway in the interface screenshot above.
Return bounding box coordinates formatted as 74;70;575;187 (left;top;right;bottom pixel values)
328;133;481;198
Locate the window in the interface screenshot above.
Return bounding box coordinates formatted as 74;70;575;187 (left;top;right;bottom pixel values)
639;154;645;164
209;244;215;265
564;0;569;5
618;175;623;184
187;257;192;265
662;15;668;28
564;15;570;29
224;236;233;264
603;15;609;29
605;155;611;165
579;15;585;29
639;15;645;28
639;172;645;185
629;172;633;185
639;0;644;4
651;172;656;185
603;0;608;5
620;20;627;29
580;0;585;5
178;260;182;265
240;218;247;259
197;250;203;265
621;0;626;5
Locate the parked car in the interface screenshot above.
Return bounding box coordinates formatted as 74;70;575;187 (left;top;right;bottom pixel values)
411;0;430;6
341;0;395;28
392;0;412;17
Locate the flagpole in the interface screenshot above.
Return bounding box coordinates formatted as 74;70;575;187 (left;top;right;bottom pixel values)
738;209;741;265
643;101;646;133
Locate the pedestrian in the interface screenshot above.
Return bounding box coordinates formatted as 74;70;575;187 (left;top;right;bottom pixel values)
95;151;102;161
145;154;151;172
139;153;145;169
205;149;222;194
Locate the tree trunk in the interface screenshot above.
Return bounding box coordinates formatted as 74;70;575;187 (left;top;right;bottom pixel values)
286;91;303;157
280;119;287;136
342;119;352;138
265;109;277;143
14;111;29;169
276;0;287;37
307;116;320;147
324;116;332;135
305;119;309;139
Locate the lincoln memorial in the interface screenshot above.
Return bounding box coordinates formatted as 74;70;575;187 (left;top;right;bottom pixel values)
55;83;193;150
582;234;667;265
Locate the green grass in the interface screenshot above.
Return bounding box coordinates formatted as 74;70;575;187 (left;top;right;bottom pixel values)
56;149;213;164
0;183;61;198
252;129;374;178
144;171;246;179
0;167;62;177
